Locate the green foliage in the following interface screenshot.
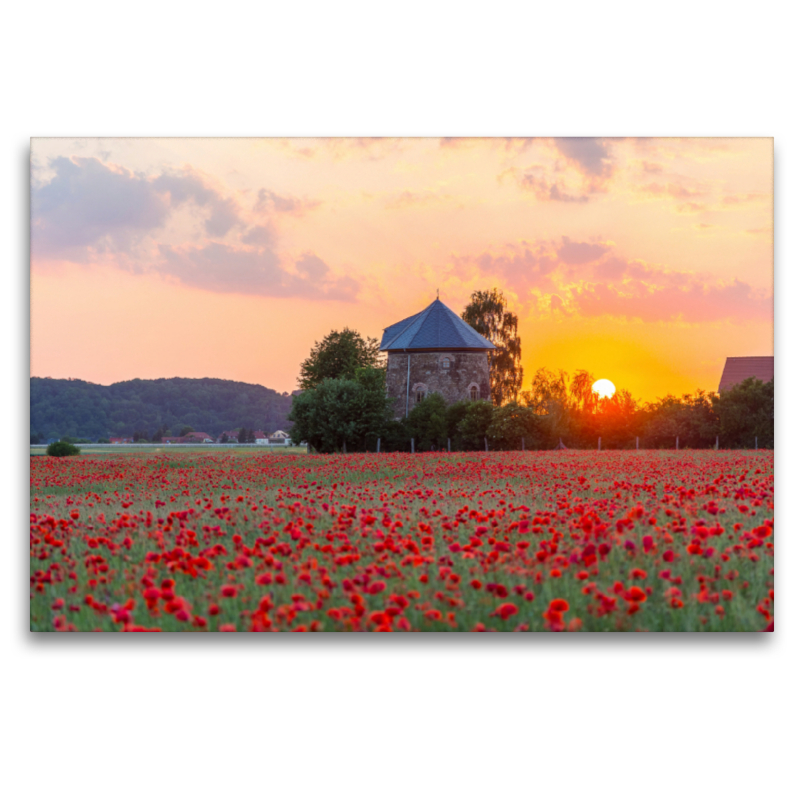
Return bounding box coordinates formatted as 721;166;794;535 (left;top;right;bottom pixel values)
516;369;773;450
455;400;494;450
179;426;194;437
641;391;718;449
29;377;295;441
462;288;523;405
298;328;383;390
288;367;393;453
713;378;773;448
405;393;448;450
444;400;472;445
487;403;546;450
521;367;571;445
46;441;80;457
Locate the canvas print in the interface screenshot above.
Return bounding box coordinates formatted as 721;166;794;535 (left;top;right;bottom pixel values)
30;137;774;632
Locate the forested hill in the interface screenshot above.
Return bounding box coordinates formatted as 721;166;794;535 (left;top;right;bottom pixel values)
30;377;296;441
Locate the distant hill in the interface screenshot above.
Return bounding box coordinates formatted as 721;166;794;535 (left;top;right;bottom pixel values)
30;377;297;441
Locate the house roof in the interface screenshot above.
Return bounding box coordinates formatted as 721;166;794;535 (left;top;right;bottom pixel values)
718;356;774;392
380;298;495;352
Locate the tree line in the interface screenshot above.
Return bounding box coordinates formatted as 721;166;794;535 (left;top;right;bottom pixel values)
289;289;773;452
29;377;296;442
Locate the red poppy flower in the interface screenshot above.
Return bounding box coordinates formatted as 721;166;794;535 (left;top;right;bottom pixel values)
492;602;519;621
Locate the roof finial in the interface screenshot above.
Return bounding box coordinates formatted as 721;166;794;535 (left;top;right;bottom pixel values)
436;287;439;299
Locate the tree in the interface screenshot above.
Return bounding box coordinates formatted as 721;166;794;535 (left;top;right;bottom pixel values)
713;378;773;448
133;430;149;443
487;403;545;450
298;328;383;390
456;400;494;450
288;366;393;453
151;425;169;443
461;289;523;406
569;369;597;413
220;433;229;443
406;393;448;450
521;367;571;446
179;425;194;437
238;427;248;444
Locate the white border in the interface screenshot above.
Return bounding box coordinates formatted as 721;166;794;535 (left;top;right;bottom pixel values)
5;3;796;798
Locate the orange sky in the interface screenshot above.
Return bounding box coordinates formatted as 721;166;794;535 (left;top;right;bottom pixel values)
30;137;773;402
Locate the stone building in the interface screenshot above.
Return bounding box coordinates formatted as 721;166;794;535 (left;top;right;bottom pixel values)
380;298;495;418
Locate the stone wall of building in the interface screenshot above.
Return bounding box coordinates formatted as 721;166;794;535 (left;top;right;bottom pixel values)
385;350;491;418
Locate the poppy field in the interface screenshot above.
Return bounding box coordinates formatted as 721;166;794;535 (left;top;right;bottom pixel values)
30;449;774;632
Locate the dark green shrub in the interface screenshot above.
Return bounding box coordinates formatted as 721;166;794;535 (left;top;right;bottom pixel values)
487;403;546;450
47;441;80;457
406;393;448;451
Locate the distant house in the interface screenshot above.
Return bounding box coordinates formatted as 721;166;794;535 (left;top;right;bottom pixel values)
718;357;774;392
110;437;133;444
217;429;242;443
182;432;214;443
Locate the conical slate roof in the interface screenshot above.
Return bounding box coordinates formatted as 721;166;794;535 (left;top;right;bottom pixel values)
380;299;495;351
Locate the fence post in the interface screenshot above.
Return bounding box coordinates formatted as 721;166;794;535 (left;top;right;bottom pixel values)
522;437;525;451
343;440;346;454
676;436;679;450
447;438;451;452
377;437;381;453
484;437;489;452
755;436;758;450
598;437;601;451
411;438;415;454
636;436;639;450
715;435;719;450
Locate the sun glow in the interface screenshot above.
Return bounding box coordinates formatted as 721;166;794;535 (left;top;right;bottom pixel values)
592;379;616;399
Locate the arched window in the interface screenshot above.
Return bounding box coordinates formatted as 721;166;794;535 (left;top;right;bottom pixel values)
441;357;451;369
416;389;426;404
469;385;479;401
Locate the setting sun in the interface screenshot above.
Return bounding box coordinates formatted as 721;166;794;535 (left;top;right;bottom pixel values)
592;379;616;399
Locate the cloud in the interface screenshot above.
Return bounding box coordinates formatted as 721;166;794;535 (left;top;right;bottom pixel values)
152;169;242;236
241;225;275;246
638;182;704;200
155;243;359;301
515;170;589;203
448;242;560;296
675;202;707;214
32;156;170;256
552;137;615;190
721;192;766;207
568;275;772;323
382;190;458;210
31;156;245;257
557;237;610;265
447;234;771;326
270;138;408;162
31;154;356;303
254;188;320;216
